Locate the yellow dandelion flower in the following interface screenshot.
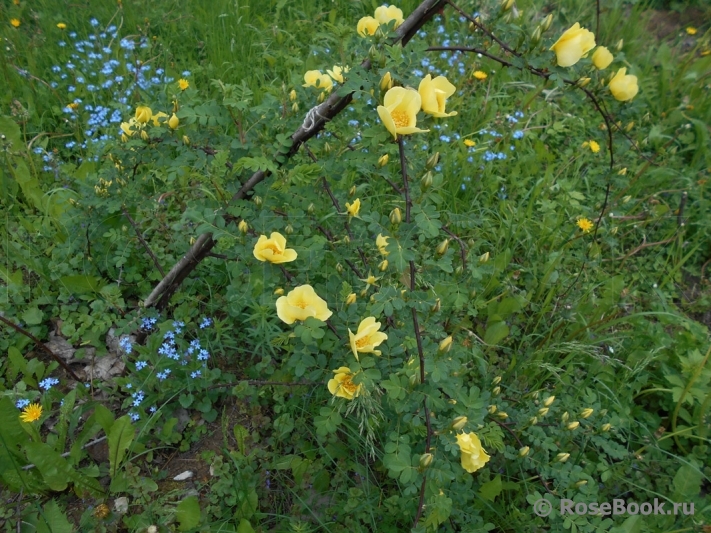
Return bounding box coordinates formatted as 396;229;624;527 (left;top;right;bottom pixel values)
577;218;594;233
588;140;600;153
686;27;697;36
57;23;67;30
464;139;476;147
10;18;21;28
473;70;488;80
178;79;189;91
20;403;42;423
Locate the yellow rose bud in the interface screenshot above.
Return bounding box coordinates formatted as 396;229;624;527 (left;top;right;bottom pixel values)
479;252;490;263
580;408;594;419
182;135;190;145
500;0;515;12
135;105;152;124
538;407;549;416
492;376;502;385
377;87;429;140
168;113;179;129
488;405;497;414
529;416;538;425
561;411;569;423
343;235;350;244
436;238;450;256
380;72;393;91
531;26;542;45
421;171;433;190
618;167;627;175
592;46;614;70
425;152;440;170
601;423;611;432
289;89;297;101
625;121;634;132
608;68;639;102
121;133;128;142
418;75;457;118
577;77;592;88
531;391;540;400
292;102;299;113
556;452;570;463
567;421;580;430
323;142;332;155
519;446;530;457
378;154;389;167
276;285;333;325
543;396;555;407
284;224;294;235
307;203;315;214
419;453;433;469
140;130;149;141
274;288;284;295
541;14;553;32
599;409;608;417
496;411;509;420
253;195;263;207
615;38;624;52
336;263;343;273
439;336;453;353
451;416;468;431
549;23;596;67
575;480;588;487
492;386;501;396
389;207;402;225
378;259;388;271
238;220;249;234
345;293;357;306
348;185;356;197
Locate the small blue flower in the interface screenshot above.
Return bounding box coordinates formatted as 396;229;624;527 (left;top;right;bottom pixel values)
129;412;140;422
156;369;172;381
182;70;191;77
149;406;157;413
135;361;147;370
119;337;133;354
16;399;31;409
58;41;66;47
199;317;212;329
190;370;201;379
197;349;210;361
514;111;524;118
39;377;59;391
90;18;99;27
513;130;524;140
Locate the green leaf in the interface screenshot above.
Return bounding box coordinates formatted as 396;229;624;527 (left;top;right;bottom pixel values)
176;496;201;531
108;416;135;478
484;321;509;345
25;442;102;496
609;515;642;533
59;275;105;294
237;519;255;533
479;475;503;501
21;307;43;326
92;404;115;437
179;393;194;408
36;500;73;533
672;465;702;500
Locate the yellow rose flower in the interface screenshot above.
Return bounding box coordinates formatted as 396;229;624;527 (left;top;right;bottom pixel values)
253;232;298;264
591;46;613;70
20;403;42;423
376;234;390;256
275;285;333;325
151;111;168;127
608;67;638;102
57;23;67;30
120;120;136;137
374;5;404;28
377;87;429;140
178;78;189;91
327;65;348;84
349;316;388;359
455;432;491;473
418;74;457;118
357;16;379;37
134;106;152;124
345;198;361;217
328;367;362;400
303;70;333;92
549;23;596;67
380;72;393;91
168;113;179;129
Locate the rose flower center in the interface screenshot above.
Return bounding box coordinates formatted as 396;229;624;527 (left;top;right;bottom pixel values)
391;110;409;128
